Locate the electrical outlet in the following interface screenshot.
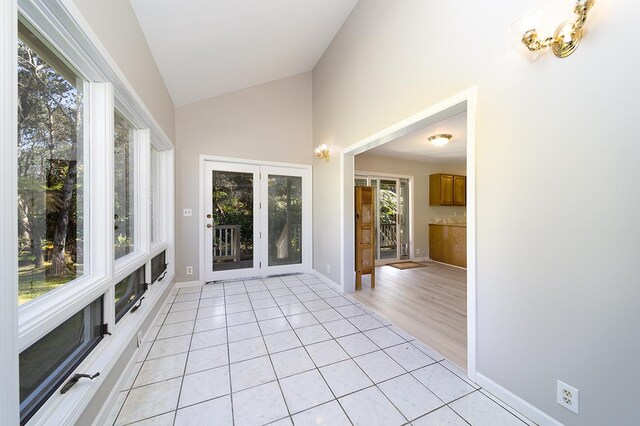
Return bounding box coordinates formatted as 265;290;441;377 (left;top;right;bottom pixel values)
137;330;143;348
326;264;331;274
186;266;193;275
557;380;579;414
416;248;421;255
183;208;192;217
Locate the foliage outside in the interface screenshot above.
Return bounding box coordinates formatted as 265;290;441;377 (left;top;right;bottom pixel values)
18;36;83;304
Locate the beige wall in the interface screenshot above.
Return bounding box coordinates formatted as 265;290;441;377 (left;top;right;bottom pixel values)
354;154;465;259
175;73;313;282
71;0;175;142
313;0;639;424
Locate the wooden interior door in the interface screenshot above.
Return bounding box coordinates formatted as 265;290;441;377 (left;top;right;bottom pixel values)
355;186;375;290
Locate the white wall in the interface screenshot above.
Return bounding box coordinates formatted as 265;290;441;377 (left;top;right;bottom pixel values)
354;154;465;258
174;73;313;282
312;0;640;424
71;0;175;142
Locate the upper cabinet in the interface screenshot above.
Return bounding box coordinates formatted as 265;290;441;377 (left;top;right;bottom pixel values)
430;173;466;206
453;175;466;206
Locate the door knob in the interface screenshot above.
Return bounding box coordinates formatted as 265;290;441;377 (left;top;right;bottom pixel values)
206;214;212;219
206;224;212;228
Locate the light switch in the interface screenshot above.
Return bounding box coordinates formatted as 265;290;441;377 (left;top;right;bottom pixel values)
183;209;192;217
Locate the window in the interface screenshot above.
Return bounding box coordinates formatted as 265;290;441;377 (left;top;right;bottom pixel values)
150;146;161;244
151;250;168;283
114;112;136;259
19;297;103;425
17;22;88;305
114;266;146;322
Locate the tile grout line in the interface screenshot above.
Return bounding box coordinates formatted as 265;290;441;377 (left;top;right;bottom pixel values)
115;288;180;425
248;276;297;424
268;278;356;425
221;282;236;426
172;285;204;425
119;274;528;426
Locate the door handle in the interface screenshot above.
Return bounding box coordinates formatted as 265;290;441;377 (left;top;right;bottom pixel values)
206;224;212;228
206;214;212;219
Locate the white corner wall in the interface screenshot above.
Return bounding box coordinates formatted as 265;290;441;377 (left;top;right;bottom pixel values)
312;0;640;424
174;73;313;283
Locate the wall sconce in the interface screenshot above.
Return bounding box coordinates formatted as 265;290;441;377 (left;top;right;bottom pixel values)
428;134;452;147
314;144;331;161
522;0;595;58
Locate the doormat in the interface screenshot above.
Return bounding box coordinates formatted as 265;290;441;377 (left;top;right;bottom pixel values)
387;261;426;270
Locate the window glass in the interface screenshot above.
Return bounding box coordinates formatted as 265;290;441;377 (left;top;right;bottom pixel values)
151;250;167;283
20;297;103;424
150;147;161;243
17;22;87;305
114;266;146;322
268;175;303;266
114;112;135;259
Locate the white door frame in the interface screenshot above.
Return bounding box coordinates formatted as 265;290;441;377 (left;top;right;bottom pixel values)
199;155;313;282
340;87;478;381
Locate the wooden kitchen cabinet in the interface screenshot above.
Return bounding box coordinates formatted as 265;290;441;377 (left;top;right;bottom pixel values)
429;224;466;267
453;175;466;206
430;173;466;206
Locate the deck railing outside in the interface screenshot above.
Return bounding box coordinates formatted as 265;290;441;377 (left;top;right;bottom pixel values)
214;225;241;263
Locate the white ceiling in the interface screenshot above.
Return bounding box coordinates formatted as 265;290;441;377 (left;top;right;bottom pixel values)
364;111;467;164
130;0;359;106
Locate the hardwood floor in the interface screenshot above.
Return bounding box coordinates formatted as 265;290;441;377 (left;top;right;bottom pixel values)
354;261;467;368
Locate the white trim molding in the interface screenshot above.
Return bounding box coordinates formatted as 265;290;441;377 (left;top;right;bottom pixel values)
339;87;478;382
0;0;20;423
312;270;342;293
477;374;562;426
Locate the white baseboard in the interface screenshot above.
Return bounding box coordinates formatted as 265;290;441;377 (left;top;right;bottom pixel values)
312;270;342;293
476;373;562;426
175;280;203;288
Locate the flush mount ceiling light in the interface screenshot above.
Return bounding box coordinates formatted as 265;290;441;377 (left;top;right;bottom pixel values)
428;134;452;147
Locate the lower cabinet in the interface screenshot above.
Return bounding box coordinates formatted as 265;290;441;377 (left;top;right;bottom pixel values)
429;224;467;268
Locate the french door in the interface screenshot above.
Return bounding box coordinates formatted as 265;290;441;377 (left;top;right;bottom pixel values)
203;161;310;281
355;175;410;264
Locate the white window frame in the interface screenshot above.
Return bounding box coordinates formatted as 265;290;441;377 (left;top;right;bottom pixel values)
1;0;20;423
1;0;177;424
150;146;170;257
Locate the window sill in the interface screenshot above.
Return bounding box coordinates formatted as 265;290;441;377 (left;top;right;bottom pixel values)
25;272;174;426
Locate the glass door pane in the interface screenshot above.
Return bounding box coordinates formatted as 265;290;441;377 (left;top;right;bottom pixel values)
211;170;255;272
370;179;379;260
267;175;302;266
399;179;410;259
379;179;398;260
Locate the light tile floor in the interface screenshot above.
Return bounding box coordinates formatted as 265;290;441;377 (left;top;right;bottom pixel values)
106;274;536;426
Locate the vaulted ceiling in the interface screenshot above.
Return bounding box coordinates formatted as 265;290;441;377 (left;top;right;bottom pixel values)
130;0;359;106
